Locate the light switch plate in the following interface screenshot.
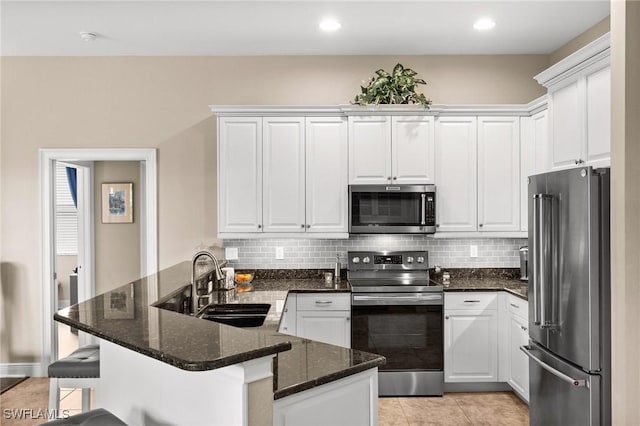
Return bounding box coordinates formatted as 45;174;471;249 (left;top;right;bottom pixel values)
276;247;284;260
225;247;238;260
469;245;478;258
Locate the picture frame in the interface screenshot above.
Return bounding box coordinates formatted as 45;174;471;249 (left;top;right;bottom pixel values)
102;182;133;224
103;283;135;320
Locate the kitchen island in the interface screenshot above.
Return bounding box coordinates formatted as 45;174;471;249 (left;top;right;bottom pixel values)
54;262;385;426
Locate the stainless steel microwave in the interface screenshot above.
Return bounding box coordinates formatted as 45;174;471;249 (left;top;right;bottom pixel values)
348;185;436;234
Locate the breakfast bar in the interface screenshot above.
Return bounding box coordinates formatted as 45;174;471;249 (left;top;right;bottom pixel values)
54;262;385;426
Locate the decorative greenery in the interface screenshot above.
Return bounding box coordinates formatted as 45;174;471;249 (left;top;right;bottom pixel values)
353;63;431;107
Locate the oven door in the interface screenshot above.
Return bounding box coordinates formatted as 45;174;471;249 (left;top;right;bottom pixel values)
349;185;436;234
351;293;443;372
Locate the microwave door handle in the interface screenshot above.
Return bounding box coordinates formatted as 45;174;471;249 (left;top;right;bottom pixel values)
420;193;426;226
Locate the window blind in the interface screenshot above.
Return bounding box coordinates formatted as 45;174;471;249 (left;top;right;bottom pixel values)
55;163;78;255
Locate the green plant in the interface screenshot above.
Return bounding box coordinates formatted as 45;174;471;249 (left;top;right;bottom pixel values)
353;63;431;107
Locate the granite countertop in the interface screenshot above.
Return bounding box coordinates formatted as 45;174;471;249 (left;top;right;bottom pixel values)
431;268;528;300
54;262;385;400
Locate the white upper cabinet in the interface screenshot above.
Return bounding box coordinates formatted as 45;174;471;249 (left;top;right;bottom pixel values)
520;110;549;231
348;116;392;184
535;33;610;170
218;117;263;233
305;117;348;233
435;116;478;232
262;117;306;232
477;117;521;232
349;115;435;184
391;116;435;184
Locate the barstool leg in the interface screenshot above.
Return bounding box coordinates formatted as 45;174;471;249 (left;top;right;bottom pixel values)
49;378;60;413
81;388;91;412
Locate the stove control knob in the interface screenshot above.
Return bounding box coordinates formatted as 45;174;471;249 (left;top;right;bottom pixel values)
406;256;414;264
363;256;371;264
417;256;425;264
352;257;360;264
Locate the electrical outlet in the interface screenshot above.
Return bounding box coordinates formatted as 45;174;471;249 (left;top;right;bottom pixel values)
469;245;478;258
225;247;238;260
276;247;284;260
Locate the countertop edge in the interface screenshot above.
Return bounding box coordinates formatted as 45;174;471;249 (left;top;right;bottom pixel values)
53;313;293;372
273;357;386;400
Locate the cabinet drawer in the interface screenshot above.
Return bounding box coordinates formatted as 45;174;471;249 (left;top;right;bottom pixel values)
507;294;528;319
445;292;497;311
297;293;350;311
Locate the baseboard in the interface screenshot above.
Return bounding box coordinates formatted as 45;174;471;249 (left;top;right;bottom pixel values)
0;363;45;377
444;382;512;392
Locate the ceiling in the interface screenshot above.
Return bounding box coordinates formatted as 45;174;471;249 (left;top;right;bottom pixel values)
1;1;610;56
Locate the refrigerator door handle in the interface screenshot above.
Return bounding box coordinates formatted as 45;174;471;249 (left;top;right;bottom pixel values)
534;193;555;329
520;345;587;388
532;194;540;325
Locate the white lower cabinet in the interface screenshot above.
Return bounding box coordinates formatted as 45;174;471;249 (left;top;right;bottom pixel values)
444;292;498;382
505;293;530;402
278;293;351;348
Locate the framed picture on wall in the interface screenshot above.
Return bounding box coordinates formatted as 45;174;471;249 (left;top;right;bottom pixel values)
103;283;135;320
102;182;133;223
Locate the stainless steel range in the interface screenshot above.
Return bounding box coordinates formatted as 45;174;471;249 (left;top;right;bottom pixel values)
348;250;444;396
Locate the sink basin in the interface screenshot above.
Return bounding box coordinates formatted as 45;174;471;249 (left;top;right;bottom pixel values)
196;303;271;327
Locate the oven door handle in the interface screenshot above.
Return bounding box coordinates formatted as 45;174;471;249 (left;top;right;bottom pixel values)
352;294;443;306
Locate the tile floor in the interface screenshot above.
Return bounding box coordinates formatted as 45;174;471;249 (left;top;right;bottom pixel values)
379;392;529;426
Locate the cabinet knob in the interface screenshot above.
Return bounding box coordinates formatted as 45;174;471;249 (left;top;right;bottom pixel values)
445;316;449;320
306;224;311;229
346;317;350;321
393;176;397;180
258;224;262;229
479;224;483;228
575;159;585;165
387;176;391;181
301;224;305;228
436;224;440;228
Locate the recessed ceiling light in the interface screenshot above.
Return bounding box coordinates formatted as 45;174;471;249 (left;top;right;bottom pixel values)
319;18;341;32
473;18;496;31
79;32;97;42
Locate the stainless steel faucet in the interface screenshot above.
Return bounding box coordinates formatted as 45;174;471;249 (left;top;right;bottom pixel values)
191;248;225;312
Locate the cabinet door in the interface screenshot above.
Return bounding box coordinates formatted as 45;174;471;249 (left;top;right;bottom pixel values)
262;117;306;232
509;314;530;402
444;309;498;382
296;310;351;348
550;81;583;169
520;110;548;231
478;117;520;232
585;65;611;167
435;116;478;232
305;117;348;233
391;116;435;184
278;294;297;336
348;116;392;184
218;117;263;233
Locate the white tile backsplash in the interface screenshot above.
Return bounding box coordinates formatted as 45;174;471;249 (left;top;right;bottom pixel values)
223;235;527;269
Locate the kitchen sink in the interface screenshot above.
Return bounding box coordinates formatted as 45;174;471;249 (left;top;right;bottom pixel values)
195;303;271;327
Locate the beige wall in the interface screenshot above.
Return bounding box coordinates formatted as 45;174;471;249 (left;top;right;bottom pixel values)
94;162;141;294
610;2;640;424
0;54;548;363
549;16;611;66
55;255;77;302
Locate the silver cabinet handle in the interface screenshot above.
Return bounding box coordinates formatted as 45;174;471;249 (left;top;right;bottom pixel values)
520;346;587;387
464;300;480;303
510;303;519;308
315;300;333;305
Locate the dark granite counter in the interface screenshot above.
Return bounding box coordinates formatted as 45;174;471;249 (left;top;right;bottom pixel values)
54;262;385;400
432;268;529;300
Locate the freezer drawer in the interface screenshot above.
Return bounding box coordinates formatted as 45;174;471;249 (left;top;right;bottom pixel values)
523;342;603;426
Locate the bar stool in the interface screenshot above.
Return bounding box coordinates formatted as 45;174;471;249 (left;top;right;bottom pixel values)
48;344;100;413
43;408;126;426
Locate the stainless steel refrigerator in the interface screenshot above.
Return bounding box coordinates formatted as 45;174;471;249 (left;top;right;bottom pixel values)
523;167;611;426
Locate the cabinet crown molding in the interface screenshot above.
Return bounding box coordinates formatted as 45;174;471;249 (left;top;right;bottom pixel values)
210;100;548;117
534;32;610;89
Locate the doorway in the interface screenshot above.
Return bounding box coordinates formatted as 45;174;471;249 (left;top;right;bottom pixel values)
39;148;157;374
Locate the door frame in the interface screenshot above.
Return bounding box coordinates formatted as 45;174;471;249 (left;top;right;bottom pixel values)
39;148;157;374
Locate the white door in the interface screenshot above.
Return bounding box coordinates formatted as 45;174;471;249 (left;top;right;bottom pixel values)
305;117;348;233
296;310;351;347
585;65;611;167
348;116;392;184
444;310;498;382
520;110;549;231
262;117;306;232
550;81;583;169
509;314;530;401
435;116;478;232
477;117;520;232
218;117;263;232
391;116;435;184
